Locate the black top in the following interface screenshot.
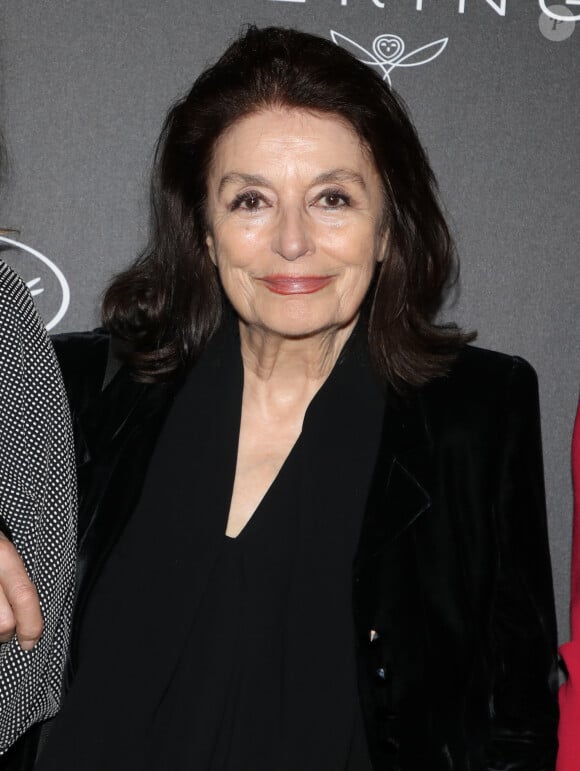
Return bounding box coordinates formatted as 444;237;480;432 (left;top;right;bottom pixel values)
37;319;385;771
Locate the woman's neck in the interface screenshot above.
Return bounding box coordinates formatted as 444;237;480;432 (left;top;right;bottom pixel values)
238;317;357;418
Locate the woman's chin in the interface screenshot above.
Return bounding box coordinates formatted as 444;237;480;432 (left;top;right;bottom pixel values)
240;309;356;342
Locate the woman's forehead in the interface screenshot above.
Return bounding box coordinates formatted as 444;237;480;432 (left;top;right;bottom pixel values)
208;108;377;183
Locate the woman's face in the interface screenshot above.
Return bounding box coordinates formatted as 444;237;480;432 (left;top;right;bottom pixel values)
205;108;387;340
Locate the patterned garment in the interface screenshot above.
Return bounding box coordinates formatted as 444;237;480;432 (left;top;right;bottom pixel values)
0;260;76;754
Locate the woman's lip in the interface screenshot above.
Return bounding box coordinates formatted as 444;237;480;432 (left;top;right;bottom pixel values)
257;275;334;295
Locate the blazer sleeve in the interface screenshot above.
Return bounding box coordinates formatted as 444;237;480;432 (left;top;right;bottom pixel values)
485;357;559;770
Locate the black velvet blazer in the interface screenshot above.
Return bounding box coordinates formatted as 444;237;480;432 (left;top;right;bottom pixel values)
4;332;559;770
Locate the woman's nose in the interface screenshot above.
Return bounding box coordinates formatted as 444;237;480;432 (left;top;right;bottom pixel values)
272;207;313;262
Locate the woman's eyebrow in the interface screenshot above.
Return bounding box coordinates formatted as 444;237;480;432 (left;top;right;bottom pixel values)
311;169;367;188
218;169;366;196
218;173;269;195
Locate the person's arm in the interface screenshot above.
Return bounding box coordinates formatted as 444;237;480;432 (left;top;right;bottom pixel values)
0;260;77;754
485;358;559;770
0;263;45;651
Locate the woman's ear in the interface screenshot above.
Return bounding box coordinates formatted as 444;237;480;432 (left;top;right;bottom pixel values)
376;228;389;263
206;233;217;266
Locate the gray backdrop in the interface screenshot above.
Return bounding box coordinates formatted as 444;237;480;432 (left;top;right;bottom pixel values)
0;0;578;641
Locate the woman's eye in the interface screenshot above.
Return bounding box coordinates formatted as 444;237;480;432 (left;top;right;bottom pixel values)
231;192;264;212
318;191;350;209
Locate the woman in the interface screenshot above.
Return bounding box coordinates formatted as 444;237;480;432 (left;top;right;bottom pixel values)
0;25;558;771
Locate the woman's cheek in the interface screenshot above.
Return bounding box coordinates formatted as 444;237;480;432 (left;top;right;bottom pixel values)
339;264;375;312
218;265;256;310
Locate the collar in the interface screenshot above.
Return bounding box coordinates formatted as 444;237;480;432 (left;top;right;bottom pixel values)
354;386;432;573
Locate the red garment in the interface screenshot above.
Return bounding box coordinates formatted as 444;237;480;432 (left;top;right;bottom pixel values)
557;399;580;770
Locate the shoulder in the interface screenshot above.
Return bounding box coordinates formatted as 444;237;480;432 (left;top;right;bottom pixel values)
51;330;111;412
426;344;537;398
441;344;536;391
419;345;540;441
51;329;110;379
0;260;41;337
0;261;62;383
50;331;162;420
0;259;28;299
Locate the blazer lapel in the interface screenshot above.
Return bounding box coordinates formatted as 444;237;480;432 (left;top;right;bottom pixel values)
74;366;154;467
354;386;433;574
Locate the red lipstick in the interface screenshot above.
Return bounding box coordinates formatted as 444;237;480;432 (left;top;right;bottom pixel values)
258;275;333;295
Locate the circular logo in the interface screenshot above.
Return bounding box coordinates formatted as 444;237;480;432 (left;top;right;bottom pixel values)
372;34;405;63
0;236;71;331
539;4;576;41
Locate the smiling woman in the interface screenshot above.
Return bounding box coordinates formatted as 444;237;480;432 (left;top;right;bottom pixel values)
0;25;558;771
101;24;470;391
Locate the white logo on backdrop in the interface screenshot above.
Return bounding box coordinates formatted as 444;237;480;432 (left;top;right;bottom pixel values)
0;236;70;330
330;31;447;85
270;0;579;17
270;0;580;21
539;0;580;21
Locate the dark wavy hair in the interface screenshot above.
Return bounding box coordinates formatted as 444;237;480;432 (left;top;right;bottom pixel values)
102;25;474;389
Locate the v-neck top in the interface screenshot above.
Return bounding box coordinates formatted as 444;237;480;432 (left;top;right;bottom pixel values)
37;317;385;771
